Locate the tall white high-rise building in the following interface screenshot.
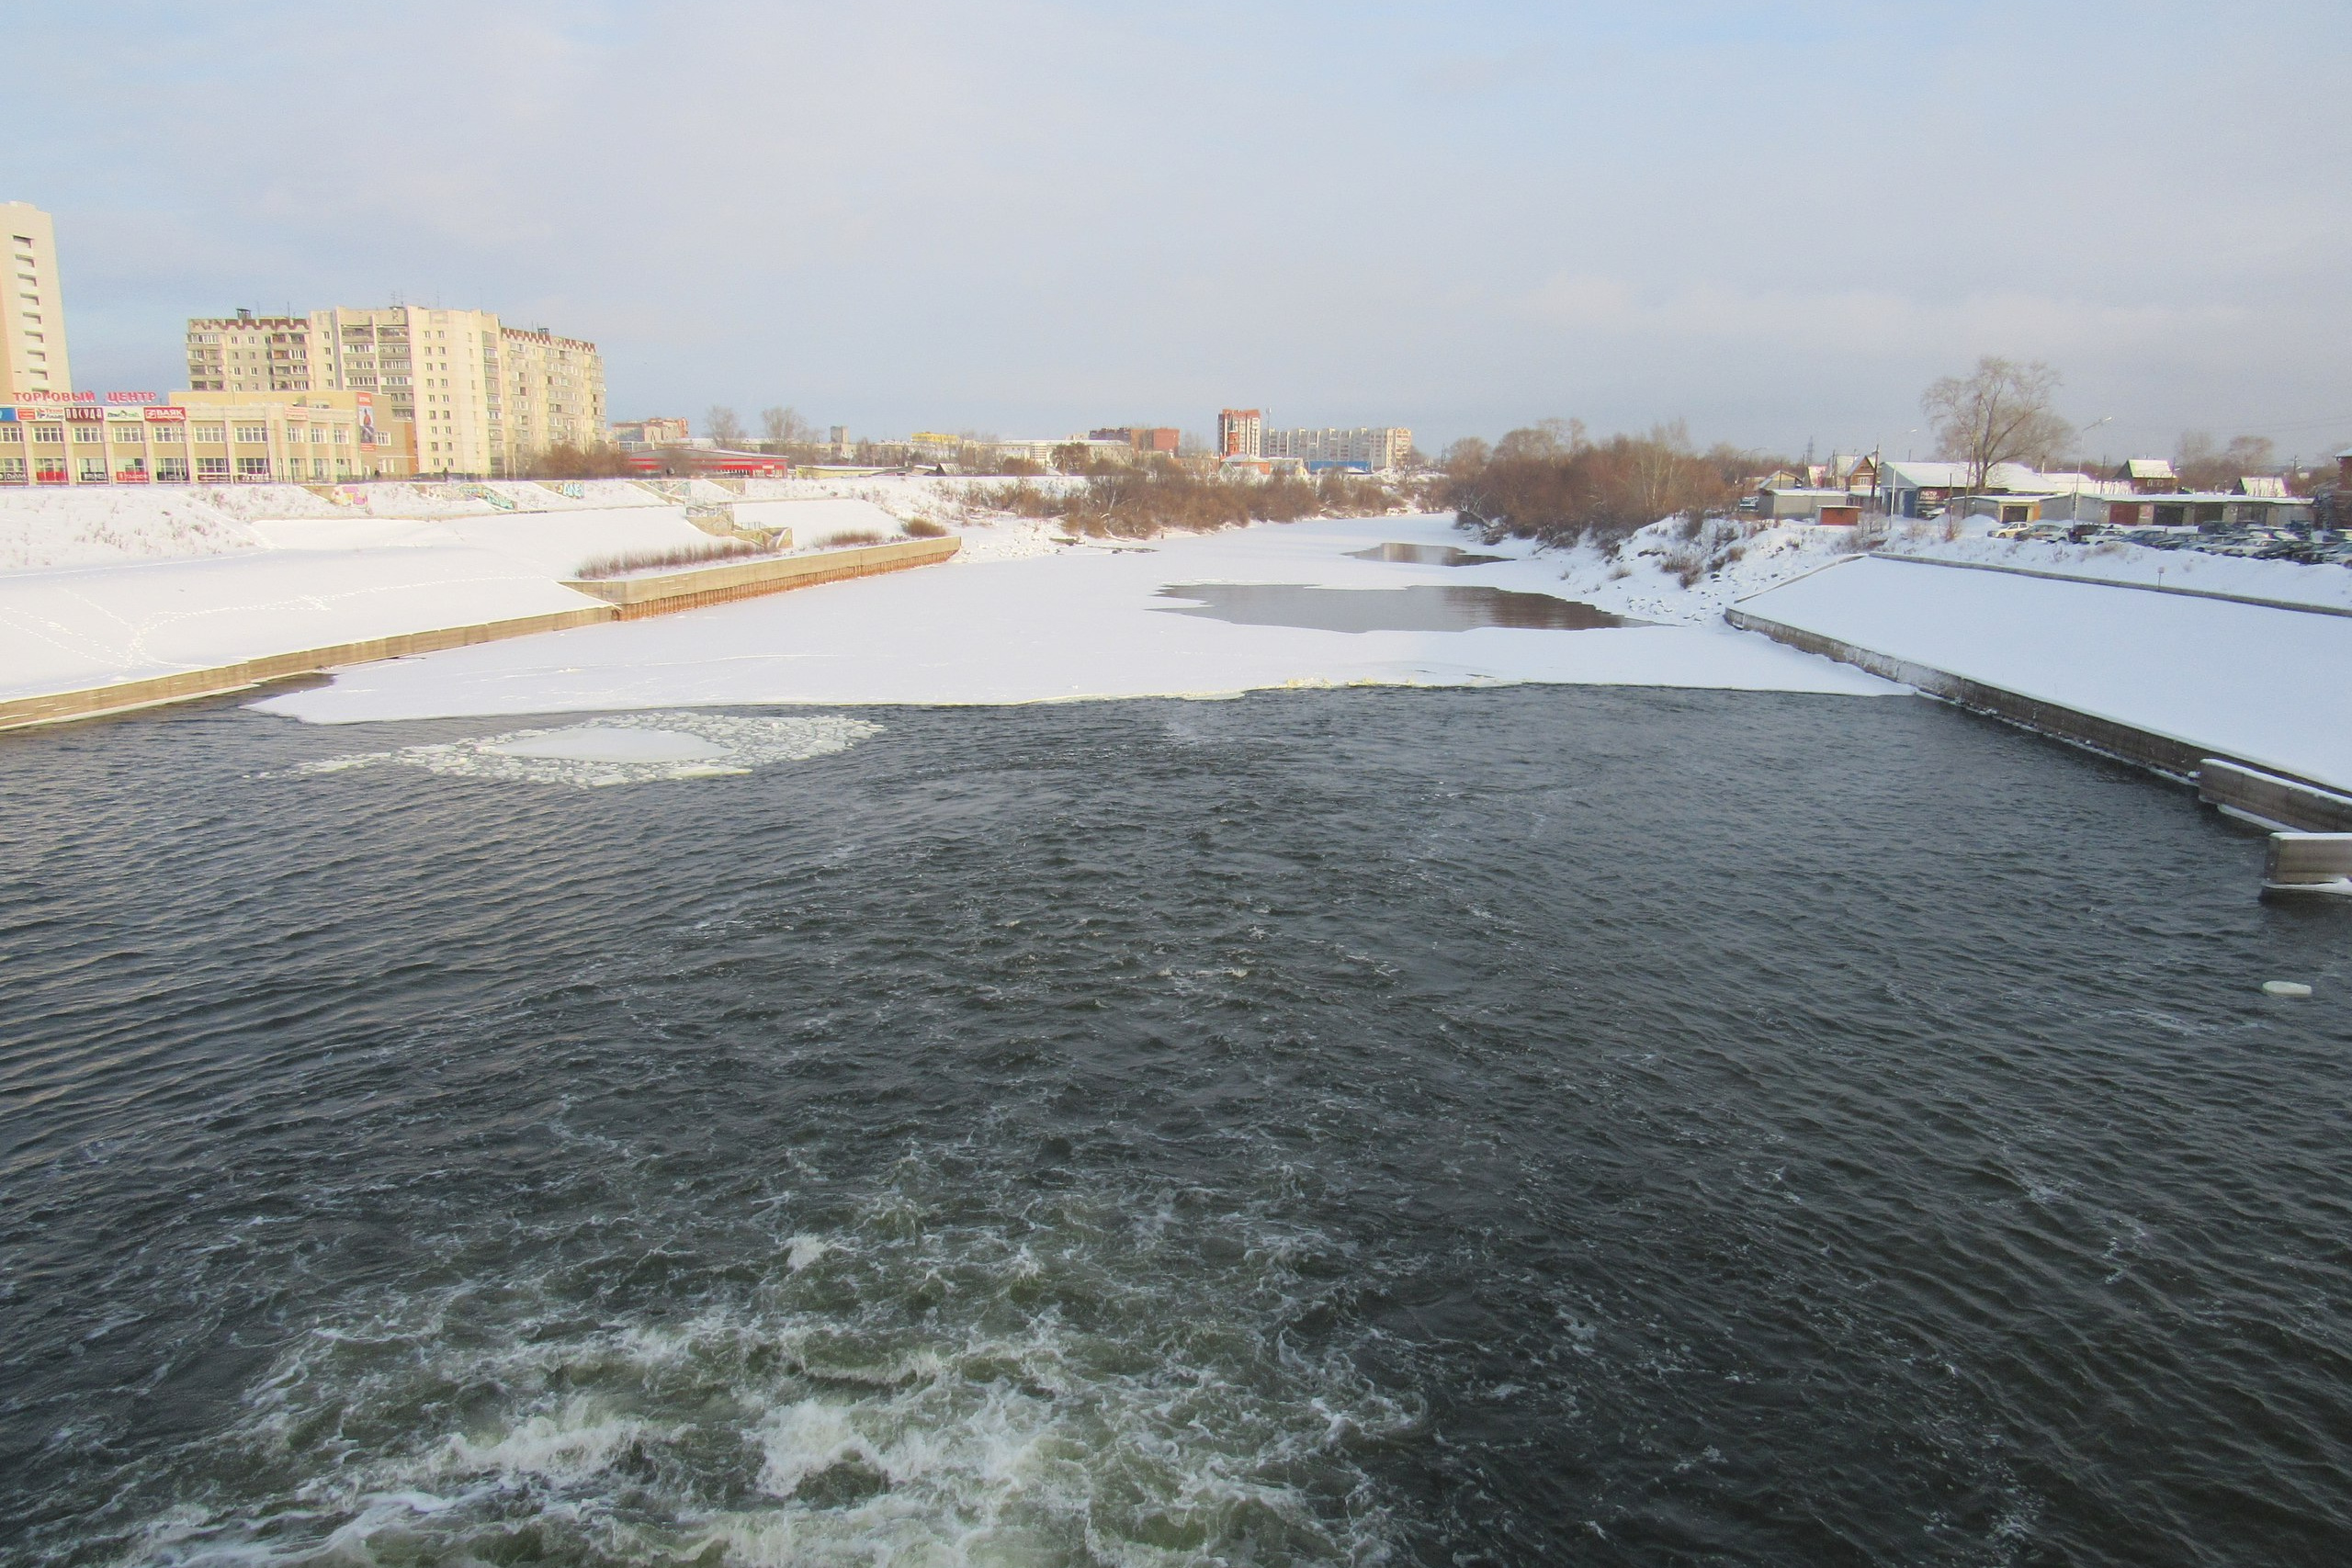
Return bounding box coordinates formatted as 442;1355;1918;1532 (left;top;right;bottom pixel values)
1;202;71;399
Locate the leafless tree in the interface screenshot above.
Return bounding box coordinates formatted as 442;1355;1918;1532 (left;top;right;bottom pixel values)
705;405;746;448
2175;431;2277;491
761;405;813;449
1922;357;2072;493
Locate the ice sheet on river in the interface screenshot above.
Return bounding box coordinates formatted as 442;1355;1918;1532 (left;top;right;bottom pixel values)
253;514;1896;722
297;712;877;788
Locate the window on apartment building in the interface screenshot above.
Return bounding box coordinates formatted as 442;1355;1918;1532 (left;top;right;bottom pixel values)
112;424;144;443
333;427;347;445
193;424;225;443
0;425;18;443
32;425;63;444
311;458;328;479
198;457;229;479
157;457;189;482
236;457;270;479
73;424;101;443
234;425;267;444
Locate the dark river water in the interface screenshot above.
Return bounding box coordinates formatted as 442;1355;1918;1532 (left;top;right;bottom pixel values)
2;687;2347;1566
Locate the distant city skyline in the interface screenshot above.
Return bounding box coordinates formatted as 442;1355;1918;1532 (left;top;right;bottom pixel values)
8;0;2348;463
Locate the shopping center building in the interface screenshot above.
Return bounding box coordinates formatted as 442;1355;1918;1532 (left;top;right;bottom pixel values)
0;389;410;486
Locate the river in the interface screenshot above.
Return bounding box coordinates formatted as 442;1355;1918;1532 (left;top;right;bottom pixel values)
2;686;2346;1565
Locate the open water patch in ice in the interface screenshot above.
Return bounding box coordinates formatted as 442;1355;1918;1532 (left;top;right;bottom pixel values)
1345;542;1508;567
1159;582;1645;633
295;711;879;790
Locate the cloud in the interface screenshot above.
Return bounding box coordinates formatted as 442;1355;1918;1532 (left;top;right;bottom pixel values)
14;0;2350;454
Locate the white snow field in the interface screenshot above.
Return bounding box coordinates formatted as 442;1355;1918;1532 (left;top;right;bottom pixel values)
1738;556;2352;791
249;513;1898;724
0;477;922;571
1886;531;2352;613
0;499;908;702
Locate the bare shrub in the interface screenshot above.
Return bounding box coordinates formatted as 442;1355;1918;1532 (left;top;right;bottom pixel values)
1443;422;1738;547
902;518;949;538
825;529;887;547
573;539;763;579
966;467;1407;539
527;443;639;479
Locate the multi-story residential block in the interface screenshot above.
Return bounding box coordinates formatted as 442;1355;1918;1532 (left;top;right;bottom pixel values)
499;324;605;457
1;202;70;399
1261;425;1413;470
0;390;401;488
186;304;605;477
1217;409;1262;459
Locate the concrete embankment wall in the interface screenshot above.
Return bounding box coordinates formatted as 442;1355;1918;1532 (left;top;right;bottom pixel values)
1;536;961;733
564;536;960;620
1728;554;2352;829
1724;602;2219;781
0;606;618;732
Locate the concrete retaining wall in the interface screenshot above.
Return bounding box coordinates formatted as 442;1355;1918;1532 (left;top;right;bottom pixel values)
0;605;617;733
2198;759;2352;833
563;536;959;620
1727;603;2352;829
1;536;965;734
1873;552;2352;620
1724;604;2218;780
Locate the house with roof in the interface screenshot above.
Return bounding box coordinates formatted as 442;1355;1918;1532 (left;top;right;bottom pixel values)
2117;457;2180;494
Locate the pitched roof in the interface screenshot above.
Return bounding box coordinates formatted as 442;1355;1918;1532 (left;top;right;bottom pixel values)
2237;476;2288;497
1881;459;1969;487
2124;457;2176;479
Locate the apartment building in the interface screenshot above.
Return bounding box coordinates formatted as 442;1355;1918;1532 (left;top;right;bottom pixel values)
1261;425;1414;470
0;390;398;488
1217;408;1262;458
1;202;70;399
186;304;605;477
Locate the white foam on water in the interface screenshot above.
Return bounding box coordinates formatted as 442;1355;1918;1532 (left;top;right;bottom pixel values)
111;1179;1410;1567
290;711;880;790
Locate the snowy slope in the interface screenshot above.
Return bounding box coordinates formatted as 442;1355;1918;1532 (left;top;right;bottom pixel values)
1738;556;2352;790
0;491;264;570
1887;532;2352;613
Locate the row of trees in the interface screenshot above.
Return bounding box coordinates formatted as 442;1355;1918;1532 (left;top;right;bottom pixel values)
705;404;822;451
974;462;1412;538
1438;420;1766;545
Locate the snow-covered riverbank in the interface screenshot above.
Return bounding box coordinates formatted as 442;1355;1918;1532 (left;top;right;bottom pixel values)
248;513;1897;723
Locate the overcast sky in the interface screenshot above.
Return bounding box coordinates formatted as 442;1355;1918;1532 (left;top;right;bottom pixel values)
14;1;2348;460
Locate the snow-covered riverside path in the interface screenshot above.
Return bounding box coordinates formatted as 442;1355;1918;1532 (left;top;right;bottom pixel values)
246;513;1894;722
1736;556;2352;794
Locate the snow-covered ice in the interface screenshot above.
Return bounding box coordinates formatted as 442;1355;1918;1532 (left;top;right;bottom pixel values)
297;712;880;789
251;513;1900;724
491;728;728;762
1738;556;2352;790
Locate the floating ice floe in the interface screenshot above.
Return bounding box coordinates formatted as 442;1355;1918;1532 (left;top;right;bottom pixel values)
297;711;879;789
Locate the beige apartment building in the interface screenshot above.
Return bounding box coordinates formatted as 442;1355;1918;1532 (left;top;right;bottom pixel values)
2;202;71;399
185;304;605;477
0;391;400;488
